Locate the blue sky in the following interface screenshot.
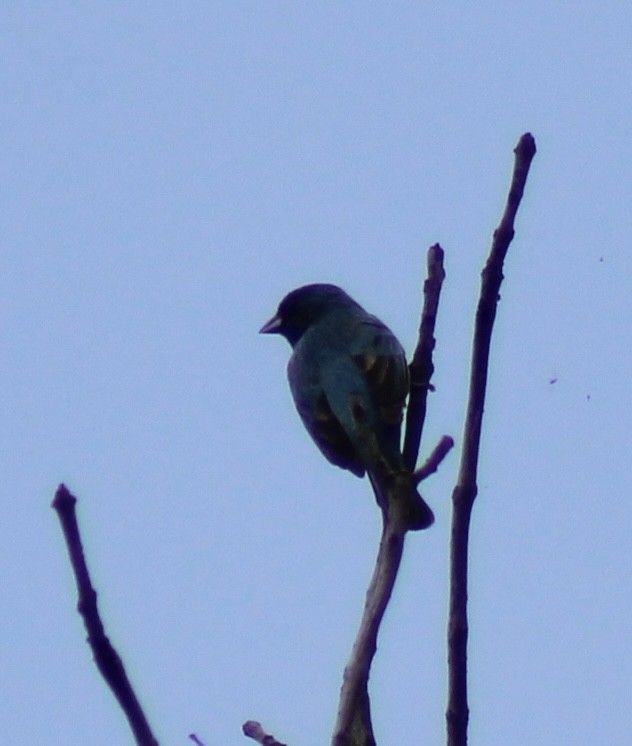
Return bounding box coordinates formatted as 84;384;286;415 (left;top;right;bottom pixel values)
3;3;631;745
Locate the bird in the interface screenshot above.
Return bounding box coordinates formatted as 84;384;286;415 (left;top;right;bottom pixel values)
260;283;434;530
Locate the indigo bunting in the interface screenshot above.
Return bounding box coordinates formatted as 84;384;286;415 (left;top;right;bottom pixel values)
260;283;434;530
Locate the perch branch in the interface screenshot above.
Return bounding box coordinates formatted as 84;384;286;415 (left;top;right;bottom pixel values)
332;248;448;745
52;484;159;746
447;133;536;746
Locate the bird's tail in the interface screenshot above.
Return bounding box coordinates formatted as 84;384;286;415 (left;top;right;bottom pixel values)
369;471;434;531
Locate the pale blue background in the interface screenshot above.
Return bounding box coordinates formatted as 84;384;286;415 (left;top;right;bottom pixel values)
3;3;631;745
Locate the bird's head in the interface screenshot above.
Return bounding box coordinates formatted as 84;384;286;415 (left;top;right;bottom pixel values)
260;283;358;347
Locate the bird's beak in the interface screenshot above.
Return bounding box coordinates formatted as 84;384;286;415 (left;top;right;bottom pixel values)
259;314;283;334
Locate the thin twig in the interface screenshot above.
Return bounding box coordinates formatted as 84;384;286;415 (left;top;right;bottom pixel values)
189;734;208;746
413;435;455;485
403;243;446;471
52;484;160;746
242;720;288;746
446;133;536;746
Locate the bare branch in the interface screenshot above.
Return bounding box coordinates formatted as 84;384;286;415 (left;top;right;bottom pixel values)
447;133;536;746
243;720;288;746
52;484;160;746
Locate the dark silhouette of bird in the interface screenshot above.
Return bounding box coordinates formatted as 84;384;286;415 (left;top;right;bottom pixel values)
260;283;434;530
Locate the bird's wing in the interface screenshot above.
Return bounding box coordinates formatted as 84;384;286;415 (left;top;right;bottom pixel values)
288;353;366;477
349;315;409;446
319;340;406;479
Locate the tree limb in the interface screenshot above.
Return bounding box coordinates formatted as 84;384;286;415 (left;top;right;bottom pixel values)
52;484;160;746
446;133;537;746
